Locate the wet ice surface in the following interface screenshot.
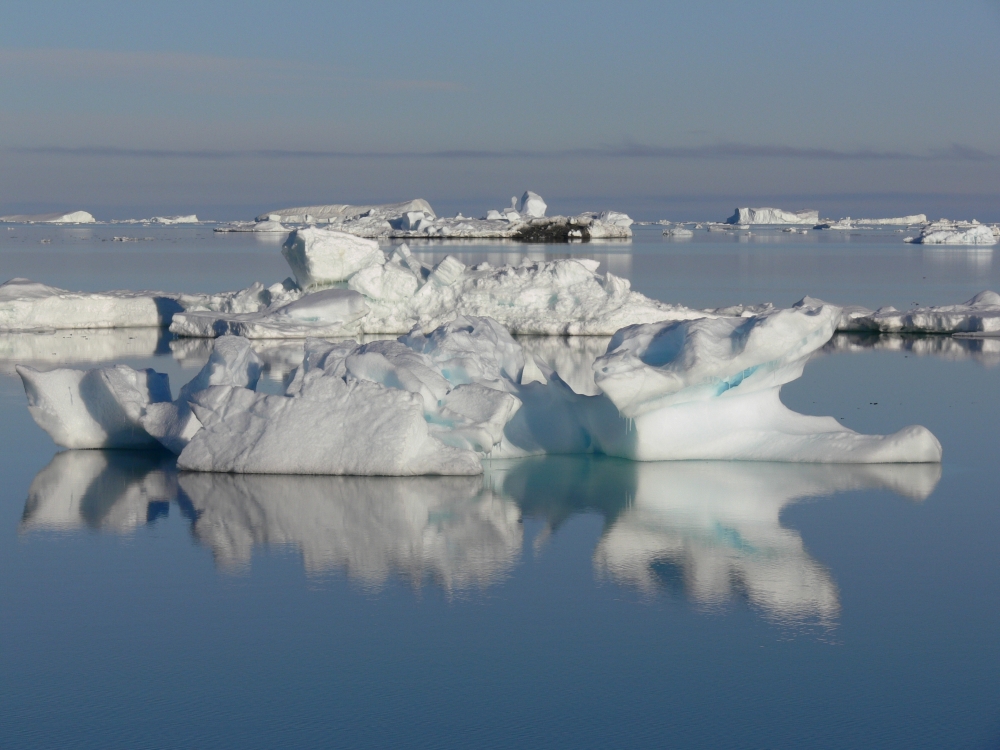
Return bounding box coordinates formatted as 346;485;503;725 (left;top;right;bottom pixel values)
1;224;999;748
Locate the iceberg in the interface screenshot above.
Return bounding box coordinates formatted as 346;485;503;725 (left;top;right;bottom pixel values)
252;193;632;242
213;220;289;233
169;244;705;338
150;214;198;224
0;277;298;332
906;222;996;246
725;207;819;225
853;215;927;226
0;210;96;224
17;363;172;449
663;227;694;238
839;291;1000;336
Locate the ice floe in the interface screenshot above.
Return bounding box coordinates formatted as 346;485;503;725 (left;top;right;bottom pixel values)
0;210;96;224
838;291;1000;335
854;214;927;226
244;192;632;242
726;207;819;225
151;214;199;224
905;221;997;246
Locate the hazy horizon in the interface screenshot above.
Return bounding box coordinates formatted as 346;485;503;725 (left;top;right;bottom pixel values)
2;0;999;222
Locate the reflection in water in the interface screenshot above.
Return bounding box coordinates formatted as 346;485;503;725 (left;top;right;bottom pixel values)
178;473;520;589
22;450;177;533
593;462;939;623
825;332;1000;367
0;329;167;375
21;452;941;623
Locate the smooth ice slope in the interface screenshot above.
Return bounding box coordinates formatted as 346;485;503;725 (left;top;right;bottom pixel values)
726;207;818;225
17;364;171;449
0;210;95;224
840;291;1000;335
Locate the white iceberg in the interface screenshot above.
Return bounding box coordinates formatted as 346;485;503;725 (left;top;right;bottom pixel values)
906;223;996;246
853;214;927;226
663;227;694;238
839;291;1000;336
281;228;385;288
17;363;172;449
168;248;705;338
0;277;297;332
0;210;96;224
518;190;547;218
213;220;289;233
169;288;371;338
256;199;435;226
725;207;818;225
150;214;199;224
141;335;263;453
583;303;941;463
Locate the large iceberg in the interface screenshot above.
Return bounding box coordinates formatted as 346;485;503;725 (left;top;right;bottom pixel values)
0;210;96;224
854;214;927;226
725;207;819;225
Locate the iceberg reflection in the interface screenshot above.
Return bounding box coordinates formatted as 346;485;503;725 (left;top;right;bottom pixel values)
21;452;941;619
21;450;177;533
0;328;166;375
177;473;521;588
824;332;1000;367
497;458;941;623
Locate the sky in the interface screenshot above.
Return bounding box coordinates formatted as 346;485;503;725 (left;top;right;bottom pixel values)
1;0;998;221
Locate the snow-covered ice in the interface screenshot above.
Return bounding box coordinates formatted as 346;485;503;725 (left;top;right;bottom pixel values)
839;291;1000;335
906;222;996;246
151;215;199;224
17;363;172;449
281;228;385;288
854;214;927;226
0;210;96;224
726;207;819;225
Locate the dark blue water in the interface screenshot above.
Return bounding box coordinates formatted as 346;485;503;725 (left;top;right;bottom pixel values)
0;223;998;748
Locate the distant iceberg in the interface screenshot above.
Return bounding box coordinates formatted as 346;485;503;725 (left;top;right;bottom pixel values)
839;291;1000;336
725;207;818;225
0;210;95;224
247;192;632;242
853;215;927;226
905;221;996;246
150;214;198;224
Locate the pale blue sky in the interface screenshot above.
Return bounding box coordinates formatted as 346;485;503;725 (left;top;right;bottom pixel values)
1;0;998;220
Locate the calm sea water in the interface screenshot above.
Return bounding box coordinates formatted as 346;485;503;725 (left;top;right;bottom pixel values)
0;224;997;748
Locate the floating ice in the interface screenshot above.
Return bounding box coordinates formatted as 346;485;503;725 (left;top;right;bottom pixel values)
0;210;95;224
582;303;941;462
518;190;547;218
906;222;996;246
151;214;198;224
663;227;694;238
725;207;818;225
281;228;385;288
17;363;171;449
256;199;435;226
853;214;927;226
141;336;263;453
170;288;370;338
839;291;1000;336
214;220;289;233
